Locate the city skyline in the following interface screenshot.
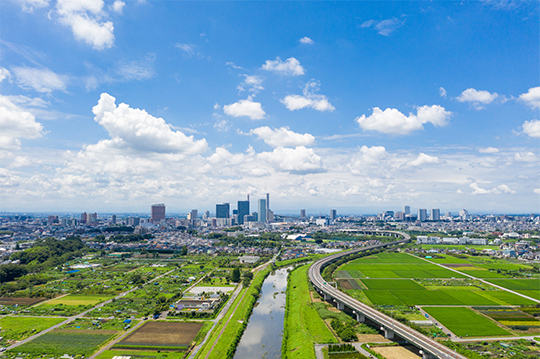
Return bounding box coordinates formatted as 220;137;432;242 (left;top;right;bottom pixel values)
1;1;539;213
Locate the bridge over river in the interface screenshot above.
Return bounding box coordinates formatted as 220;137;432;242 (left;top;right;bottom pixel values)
308;230;468;359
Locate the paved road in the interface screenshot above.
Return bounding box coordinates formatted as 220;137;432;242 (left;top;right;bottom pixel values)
7;268;176;351
410;253;540;304
309;234;468;359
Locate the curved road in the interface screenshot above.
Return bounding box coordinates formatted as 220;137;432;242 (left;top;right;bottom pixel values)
308;231;467;359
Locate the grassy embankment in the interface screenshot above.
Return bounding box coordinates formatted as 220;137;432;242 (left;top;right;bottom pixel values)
282;264;337;359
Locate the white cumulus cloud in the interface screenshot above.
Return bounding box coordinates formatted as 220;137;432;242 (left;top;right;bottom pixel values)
12;67;68;93
408;153;440;167
356;105;451;135
250;126;315;148
238;75;264;94
519;87;540;110
470;182;516;195
111;0;125;14
0;95;44;150
261;57;304;76
281;80;334;112
91;93;208;154
56;0;115;50
457;88;498;109
258;146;323;174
223;97;266;120
522;119;540;138
299;37;313;45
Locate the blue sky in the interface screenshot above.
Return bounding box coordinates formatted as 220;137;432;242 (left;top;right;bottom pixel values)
0;0;539;215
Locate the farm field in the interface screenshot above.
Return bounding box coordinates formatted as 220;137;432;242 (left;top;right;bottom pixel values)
0;297;47;306
423;307;512;337
13;329;117;356
117;321;203;349
96;349;186;359
0;316;65;342
45;294;113;306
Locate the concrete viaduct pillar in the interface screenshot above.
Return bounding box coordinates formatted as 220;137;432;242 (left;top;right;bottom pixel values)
420;351;437;359
353;311;365;322
336;301;344;310
383;328;394;339
323;293;331;301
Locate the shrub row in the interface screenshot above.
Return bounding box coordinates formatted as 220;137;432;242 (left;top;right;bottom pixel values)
330;319;357;342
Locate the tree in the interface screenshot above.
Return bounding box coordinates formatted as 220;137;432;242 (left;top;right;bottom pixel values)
231;267;241;283
180;245;188;255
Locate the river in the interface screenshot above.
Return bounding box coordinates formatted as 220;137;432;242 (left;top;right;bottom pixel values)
233;266;290;359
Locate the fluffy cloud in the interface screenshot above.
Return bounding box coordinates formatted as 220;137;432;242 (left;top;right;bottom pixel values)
360;18;405;36
522;119;540;138
356;105;451;135
223;97;266;120
470;182;516;195
238;75;264;94
407;153;439;167
261;57;304;76
258;146;323;174
281;80;334;112
457;88;498;109
250;126;315;148
519;87;540;110
514;151;537;162
348;146;387;174
56;0;115;50
111;0;125;14
479;147;499;154
91;93;208;154
0;95;43;150
13;67;68;93
299;37;313;45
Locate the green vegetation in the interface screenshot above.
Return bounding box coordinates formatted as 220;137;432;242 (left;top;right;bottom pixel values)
282;264;337;359
96;349;186;359
424;307;512;337
13;329;117;357
0;316;65;341
360;279;425;291
46;294;113;306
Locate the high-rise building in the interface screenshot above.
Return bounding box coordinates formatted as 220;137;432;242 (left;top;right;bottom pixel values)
403;206;411;215
237;200;250;225
216;203;230;218
300;209;306;218
330;209;337;221
258;199;267;223
111;214;117;224
187;209;198;220
418;209;427;222
431;208;441;221
151;204;166;223
81;212;87;224
459;209;470;221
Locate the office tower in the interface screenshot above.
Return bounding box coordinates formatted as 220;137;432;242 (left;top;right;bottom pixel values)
237;200;250;225
267;209;274;222
187;209;198;220
81;212;87;224
403;205;410;215
459;209;470;221
88;213;97;224
266;193;270;210
395;211;404;220
431;208;440;221
128;217;140;226
151;203;166;223
418;209;427;222
258;199;267;223
216;203;230;218
330;209;337;221
300;209;306;218
111;215;117;224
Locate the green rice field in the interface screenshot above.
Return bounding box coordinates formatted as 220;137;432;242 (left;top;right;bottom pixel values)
423;307;512;337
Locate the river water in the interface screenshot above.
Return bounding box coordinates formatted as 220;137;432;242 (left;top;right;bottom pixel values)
233;266;290;359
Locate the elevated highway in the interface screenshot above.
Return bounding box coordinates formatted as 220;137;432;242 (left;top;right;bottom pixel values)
308;231;467;359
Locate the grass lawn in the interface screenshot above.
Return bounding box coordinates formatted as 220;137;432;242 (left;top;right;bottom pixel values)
283;264;337;359
0;316;65;341
14;329;117;356
423;307;512;337
46;294;113;306
361;279;426;291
